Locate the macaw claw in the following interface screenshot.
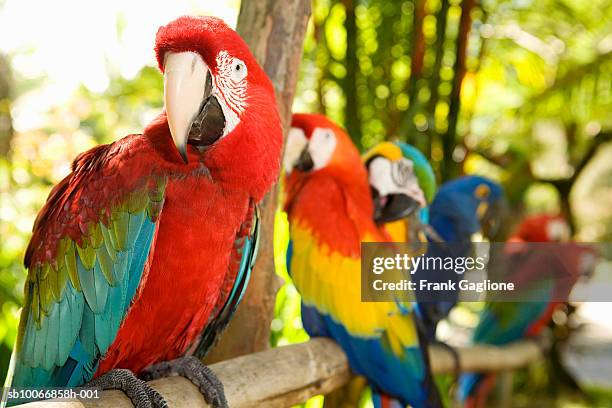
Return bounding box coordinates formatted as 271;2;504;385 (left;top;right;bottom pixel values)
141;356;228;408
86;368;168;408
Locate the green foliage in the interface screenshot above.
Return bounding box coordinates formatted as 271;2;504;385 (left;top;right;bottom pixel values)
284;0;612;405
77;66;163;143
271;211;309;348
296;0;612;238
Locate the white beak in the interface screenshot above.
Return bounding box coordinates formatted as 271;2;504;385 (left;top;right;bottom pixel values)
164;51;209;162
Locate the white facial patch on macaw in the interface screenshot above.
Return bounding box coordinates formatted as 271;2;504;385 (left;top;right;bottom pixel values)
368;157;426;207
308;127;337;170
284;127;308;173
547;219;570;242
214;51;248;137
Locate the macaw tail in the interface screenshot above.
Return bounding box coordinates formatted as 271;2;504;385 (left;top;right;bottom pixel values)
457;372;497;408
372;391;404;408
372;382;443;408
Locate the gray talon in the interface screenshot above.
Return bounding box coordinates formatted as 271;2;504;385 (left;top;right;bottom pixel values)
141;356;228;408
86;368;168;408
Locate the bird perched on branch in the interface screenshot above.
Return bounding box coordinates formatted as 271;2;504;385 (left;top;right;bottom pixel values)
284;113;442;408
4;16;281;408
415;176;505;340
363;141;436;244
458;214;596;407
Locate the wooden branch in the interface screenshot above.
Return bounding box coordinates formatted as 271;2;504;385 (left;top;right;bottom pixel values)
429;339;546;374
205;0;311;362
15;338;546;408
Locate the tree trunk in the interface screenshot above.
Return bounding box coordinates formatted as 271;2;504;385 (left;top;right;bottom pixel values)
206;0;311;363
549;130;612;235
313;0;327;112
425;0;450;160
442;0;475;181
403;0;427;145
342;0;361;149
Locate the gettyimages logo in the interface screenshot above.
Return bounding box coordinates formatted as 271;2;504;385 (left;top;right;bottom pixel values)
360;241;603;303
371;253;487;275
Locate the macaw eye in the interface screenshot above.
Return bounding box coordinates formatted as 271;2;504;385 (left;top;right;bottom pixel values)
231;59;247;82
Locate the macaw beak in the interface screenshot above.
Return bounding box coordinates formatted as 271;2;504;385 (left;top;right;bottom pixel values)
371;188;420;224
294;146;314;172
480;198;507;240
164;51;225;163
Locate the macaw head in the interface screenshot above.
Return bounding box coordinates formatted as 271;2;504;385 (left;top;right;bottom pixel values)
154;16;281;199
511;214;570;242
507;214;597;292
284;113;365;178
362;142;436;224
283;113;376;210
429;175;505;241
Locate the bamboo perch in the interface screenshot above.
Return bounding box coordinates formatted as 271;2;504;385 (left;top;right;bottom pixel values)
14;337;546;408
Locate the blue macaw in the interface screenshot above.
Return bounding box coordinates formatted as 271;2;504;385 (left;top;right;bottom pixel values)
414;176;505;340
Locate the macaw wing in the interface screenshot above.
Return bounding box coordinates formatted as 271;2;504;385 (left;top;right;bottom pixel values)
287;229;331;338
458;300;549;403
472;301;549;346
9;136;166;390
192;203;259;358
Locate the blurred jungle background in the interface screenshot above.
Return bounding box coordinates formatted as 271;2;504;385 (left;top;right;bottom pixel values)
0;0;611;406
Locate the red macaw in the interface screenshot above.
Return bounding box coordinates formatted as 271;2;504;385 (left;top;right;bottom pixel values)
284;113;442;408
4;16;281;408
458;214;596;407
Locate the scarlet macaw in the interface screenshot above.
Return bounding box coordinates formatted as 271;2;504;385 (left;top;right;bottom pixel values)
5;16;281;408
284;114;442;408
458;214;594;407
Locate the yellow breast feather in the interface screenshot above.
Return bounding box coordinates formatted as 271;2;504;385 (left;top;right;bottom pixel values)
289;222;419;351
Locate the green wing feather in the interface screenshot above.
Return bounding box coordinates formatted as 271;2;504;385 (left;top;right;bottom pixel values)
5;138;167;401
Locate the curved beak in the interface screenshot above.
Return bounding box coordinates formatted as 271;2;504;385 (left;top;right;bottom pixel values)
480;197;508;240
294;147;314;172
164;51;209;163
372;189;420;224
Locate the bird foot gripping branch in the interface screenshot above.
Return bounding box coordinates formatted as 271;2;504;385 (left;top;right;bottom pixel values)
84;357;228;408
141;357;227;408
85;369;168;408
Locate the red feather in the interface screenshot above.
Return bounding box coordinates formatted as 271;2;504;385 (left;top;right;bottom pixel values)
21;15;282;382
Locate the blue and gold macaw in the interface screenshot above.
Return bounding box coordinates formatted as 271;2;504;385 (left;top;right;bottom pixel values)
364;151;505;341
363;141;437;243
